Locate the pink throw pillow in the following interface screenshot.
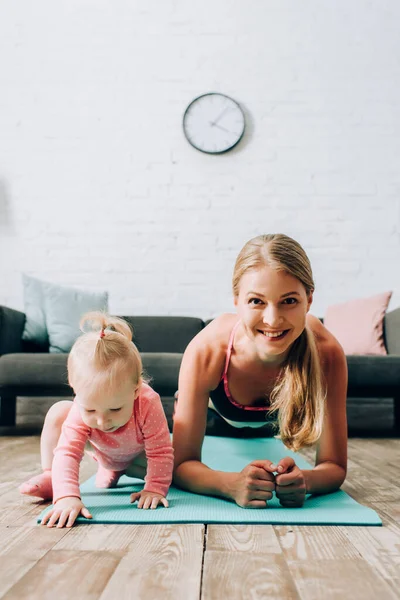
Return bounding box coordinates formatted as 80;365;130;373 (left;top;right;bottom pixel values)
324;291;392;355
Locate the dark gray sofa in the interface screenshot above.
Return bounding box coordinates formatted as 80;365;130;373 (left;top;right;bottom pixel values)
1;305;400;434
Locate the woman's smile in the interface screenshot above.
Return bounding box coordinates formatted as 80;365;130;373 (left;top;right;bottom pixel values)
257;328;291;342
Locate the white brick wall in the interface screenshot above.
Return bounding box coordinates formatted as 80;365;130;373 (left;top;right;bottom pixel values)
1;0;399;320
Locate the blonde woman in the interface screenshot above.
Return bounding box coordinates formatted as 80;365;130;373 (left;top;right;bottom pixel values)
173;234;348;508
20;312;173;527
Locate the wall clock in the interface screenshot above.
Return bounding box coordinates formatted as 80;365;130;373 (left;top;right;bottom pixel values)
182;92;245;154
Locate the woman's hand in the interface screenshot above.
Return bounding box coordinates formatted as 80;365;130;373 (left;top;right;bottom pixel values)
267;457;307;508
130;490;169;509
41;496;92;528
230;460;276;508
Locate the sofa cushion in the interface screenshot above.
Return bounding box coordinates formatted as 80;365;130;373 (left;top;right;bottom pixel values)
141;353;182;396
3;353;400;393
346;355;400;389
122;317;204;353
0;353;70;388
0;352;183;397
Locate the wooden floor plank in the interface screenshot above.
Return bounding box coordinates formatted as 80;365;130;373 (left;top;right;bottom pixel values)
282;558;398;600
3;550;121;600
202;525;300;600
274;525;360;560
206;523;280;553
52;524;146;551
371;500;400;525
347;439;400;488
0;506;42;527
368;500;400;536
341;525;400;597
0;491;48;526
99;524;204;600
349;438;400;462
274;525;399;600
0;437;42;496
0;525;68;598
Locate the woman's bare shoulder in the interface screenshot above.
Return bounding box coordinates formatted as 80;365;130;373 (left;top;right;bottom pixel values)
306;313;347;371
181;313;238;388
203;313;239;334
188;313;238;353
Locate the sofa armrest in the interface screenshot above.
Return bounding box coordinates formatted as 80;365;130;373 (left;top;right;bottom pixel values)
384;307;400;355
0;306;26;355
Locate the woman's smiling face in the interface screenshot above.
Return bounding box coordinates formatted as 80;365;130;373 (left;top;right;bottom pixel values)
234;266;313;363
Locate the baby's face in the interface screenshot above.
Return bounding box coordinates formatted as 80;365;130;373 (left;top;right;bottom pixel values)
76;380;139;432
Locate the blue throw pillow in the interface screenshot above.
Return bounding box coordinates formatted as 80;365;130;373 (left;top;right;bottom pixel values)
21;274;108;353
44;281;108;353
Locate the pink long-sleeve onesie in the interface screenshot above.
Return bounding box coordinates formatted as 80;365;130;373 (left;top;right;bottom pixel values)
52;383;174;503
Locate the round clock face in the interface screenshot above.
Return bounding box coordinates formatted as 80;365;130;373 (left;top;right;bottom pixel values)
182;93;245;154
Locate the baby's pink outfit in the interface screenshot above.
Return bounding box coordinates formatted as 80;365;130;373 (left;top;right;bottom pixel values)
52;383;173;503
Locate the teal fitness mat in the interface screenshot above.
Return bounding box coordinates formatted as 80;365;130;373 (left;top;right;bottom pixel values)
38;436;381;526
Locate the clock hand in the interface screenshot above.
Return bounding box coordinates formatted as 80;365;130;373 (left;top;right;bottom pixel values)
210;106;230;126
211;123;232;134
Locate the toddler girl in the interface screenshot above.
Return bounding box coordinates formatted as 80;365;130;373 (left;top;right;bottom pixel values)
20;312;174;528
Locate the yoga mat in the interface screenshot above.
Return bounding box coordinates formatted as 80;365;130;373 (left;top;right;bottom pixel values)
38;436;382;526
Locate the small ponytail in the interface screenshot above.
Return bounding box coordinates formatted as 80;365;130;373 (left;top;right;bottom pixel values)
68;312;147;395
80;311;133;342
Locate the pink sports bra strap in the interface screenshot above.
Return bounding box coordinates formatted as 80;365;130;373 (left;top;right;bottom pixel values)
220;319;269;412
223;320;241;375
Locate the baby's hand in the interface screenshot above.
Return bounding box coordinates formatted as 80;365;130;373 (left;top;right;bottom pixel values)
130;490;169;509
41;496;92;528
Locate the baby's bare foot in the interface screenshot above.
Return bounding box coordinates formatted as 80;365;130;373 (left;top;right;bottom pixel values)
19;470;52;500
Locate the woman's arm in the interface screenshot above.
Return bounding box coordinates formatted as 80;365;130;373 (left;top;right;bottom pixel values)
303;335;348;495
173;325;232;496
173;319;275;507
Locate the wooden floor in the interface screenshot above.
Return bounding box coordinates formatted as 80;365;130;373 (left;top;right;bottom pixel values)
0;436;399;600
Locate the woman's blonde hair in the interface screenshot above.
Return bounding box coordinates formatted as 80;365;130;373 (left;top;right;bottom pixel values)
233;233;326;451
68;312;145;397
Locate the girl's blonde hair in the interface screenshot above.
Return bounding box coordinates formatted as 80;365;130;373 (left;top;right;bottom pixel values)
233;233;326;451
68;312;145;397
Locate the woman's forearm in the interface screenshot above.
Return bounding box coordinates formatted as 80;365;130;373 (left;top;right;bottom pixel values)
302;462;346;495
174;460;237;500
175;460;346;503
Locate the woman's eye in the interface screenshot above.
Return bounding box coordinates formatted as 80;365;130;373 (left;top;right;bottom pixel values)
110;408;122;412
85;409;95;413
283;298;298;305
249;298;263;305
